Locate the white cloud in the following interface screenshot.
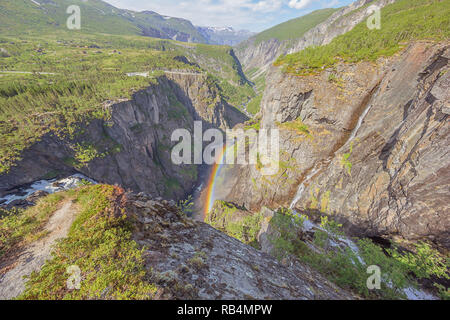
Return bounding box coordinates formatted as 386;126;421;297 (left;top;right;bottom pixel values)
249;0;283;12
288;0;313;10
103;0;349;31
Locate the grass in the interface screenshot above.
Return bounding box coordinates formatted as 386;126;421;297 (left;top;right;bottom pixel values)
19;185;158;300
276;118;312;138
275;0;450;76
247;94;262;115
0;193;66;259
206;200;263;249
0;0;206;43
249;8;338;45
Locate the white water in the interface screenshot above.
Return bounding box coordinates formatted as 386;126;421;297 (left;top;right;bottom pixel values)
289;185;305;210
290;95;377;211
349;103;374;142
289;166;320;209
291;213;436;299
0;174;96;205
289;160;330;210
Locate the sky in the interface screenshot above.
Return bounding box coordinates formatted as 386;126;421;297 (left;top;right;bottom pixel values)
103;0;355;32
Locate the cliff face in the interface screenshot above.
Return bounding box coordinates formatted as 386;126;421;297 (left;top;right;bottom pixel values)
0;73;247;200
235;0;395;75
224;41;450;248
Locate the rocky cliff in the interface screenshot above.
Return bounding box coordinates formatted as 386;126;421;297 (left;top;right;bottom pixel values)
2;185;355;300
126;191;354;299
0;73;247;201
235;0;395;76
224;41;450;249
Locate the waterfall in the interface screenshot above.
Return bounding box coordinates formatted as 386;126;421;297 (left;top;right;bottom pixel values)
348;103;373;142
289;93;377;211
289;165;322;209
0;174;96;205
289;184;305;210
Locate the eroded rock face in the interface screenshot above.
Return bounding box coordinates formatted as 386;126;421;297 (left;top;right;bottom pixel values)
296;43;450;248
126;192;355;300
225;41;450;248
0;74;247;200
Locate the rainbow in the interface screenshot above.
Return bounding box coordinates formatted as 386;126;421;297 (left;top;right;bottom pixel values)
203;144;229;219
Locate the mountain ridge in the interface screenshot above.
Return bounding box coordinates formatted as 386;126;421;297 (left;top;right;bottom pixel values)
0;0;255;45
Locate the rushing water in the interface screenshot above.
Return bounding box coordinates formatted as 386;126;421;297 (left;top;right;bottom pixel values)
348;103;374;142
289;159;332;210
0;174;96;206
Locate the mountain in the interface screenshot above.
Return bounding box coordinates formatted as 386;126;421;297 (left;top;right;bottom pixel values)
0;0;449;302
129;10;208;43
196;26;256;46
236;0;396;115
0;0;208;43
235;7;339;75
224;0;450;249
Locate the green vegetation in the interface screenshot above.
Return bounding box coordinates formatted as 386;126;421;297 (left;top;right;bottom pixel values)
0;34;187;173
244;119;261;131
163;176;182;198
276;118;312;138
73;143;105;167
340;141;354;175
0;193;65;259
250;8;338;45
19;185;158;300
0;29;252;173
390;242;450;280
206;200;263;249
275;0;450;75
205;73;255;110
167;93;189;121
247;94;262;115
268;208;449;299
0;0;206;42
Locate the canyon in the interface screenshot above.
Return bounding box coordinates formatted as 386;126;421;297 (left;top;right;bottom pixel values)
0;0;448;300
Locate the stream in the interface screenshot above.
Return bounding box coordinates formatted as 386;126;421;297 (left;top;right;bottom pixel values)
0;174;96;206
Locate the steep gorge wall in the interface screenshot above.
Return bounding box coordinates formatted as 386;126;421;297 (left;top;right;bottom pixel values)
0;74;247;200
236;0;395;76
224;41;450;248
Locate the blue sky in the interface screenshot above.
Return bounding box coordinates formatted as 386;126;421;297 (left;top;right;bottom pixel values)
103;0;354;32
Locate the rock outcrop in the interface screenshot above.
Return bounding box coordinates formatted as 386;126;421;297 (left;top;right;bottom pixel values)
126;192;355;300
224;41;450;249
0;73;247;201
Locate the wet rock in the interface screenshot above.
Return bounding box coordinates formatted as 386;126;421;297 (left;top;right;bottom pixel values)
26;190;49;204
7;199;32;209
227;41;450;248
